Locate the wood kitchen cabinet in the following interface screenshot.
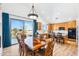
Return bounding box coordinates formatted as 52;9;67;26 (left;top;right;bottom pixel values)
67;20;76;28
37;22;42;30
53;22;68;30
48;20;76;30
47;24;53;30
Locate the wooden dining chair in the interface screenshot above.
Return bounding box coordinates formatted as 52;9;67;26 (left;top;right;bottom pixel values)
25;44;35;56
35;39;55;56
17;39;26;56
16;33;26;56
56;33;64;43
45;40;55;56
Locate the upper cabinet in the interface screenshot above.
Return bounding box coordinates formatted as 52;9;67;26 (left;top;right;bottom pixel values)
47;24;53;30
37;22;42;30
67;20;76;28
53;22;67;30
47;20;76;31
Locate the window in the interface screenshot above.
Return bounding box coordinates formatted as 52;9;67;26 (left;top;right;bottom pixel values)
42;24;47;33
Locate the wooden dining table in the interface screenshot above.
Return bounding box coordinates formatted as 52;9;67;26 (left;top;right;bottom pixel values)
32;38;52;51
24;37;52;55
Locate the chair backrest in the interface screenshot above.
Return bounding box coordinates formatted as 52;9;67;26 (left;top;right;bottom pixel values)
16;33;25;48
42;35;47;40
56;33;64;40
16;33;21;44
45;40;55;56
57;33;62;37
37;34;41;39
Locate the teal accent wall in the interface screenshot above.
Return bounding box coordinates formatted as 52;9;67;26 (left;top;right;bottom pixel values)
33;20;37;36
2;13;11;48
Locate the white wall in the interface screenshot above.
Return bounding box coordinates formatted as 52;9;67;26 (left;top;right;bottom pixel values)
0;3;2;56
77;19;79;56
76;4;79;55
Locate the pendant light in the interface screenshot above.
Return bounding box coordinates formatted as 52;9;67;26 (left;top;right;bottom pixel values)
27;4;38;19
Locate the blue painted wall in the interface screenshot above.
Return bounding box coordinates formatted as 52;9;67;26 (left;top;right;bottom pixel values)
2;13;11;48
33;20;37;36
2;13;37;48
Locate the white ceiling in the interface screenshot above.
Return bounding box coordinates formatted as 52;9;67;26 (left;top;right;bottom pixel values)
1;3;79;24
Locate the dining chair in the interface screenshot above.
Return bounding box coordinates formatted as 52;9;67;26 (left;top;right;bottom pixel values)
35;39;55;56
25;44;35;56
45;40;55;56
56;33;64;43
16;34;26;56
17;38;26;56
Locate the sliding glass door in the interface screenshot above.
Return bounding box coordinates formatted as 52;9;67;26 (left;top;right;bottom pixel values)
24;21;34;36
10;19;24;45
10;19;34;46
24;21;34;48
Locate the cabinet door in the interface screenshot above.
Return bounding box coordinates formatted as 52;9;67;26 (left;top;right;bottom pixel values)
48;24;52;30
37;22;42;30
68;20;76;28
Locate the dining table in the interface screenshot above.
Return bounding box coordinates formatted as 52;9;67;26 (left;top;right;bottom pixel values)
33;38;52;51
24;37;52;55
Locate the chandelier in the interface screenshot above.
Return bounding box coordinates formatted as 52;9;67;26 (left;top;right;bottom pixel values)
27;4;38;19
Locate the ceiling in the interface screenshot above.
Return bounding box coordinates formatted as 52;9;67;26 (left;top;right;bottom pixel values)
1;3;79;24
